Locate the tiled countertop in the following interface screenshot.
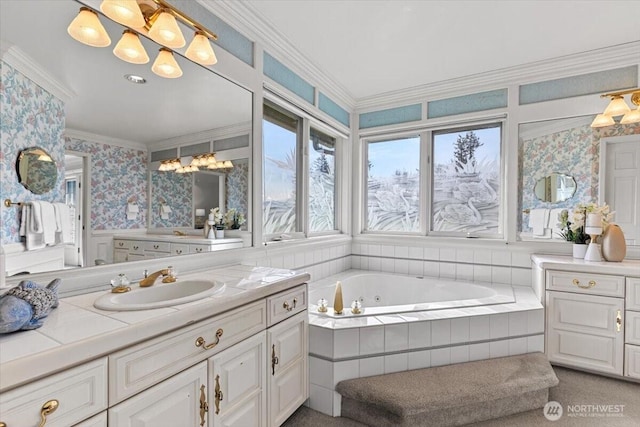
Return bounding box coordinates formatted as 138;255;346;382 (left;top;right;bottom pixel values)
0;265;310;392
532;255;640;276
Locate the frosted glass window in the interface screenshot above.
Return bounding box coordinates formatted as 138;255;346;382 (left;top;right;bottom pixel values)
263;105;299;234
309;128;336;232
366;136;421;232
431;125;502;235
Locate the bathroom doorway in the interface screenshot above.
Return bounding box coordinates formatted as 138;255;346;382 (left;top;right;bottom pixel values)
64;152;88;267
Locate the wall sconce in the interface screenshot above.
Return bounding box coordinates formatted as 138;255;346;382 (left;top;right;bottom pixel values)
591;88;640;127
67;0;219;78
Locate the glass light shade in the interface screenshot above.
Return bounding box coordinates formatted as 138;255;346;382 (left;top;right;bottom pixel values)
207;163;218;169
148;10;186;48
100;0;145;28
152;48;183;78
67;7;111;47
185;32;218;65
113;30;149;64
206;154;217;164
620;106;640;124
590;113;615;128
222;160;233;168
603;96;631;117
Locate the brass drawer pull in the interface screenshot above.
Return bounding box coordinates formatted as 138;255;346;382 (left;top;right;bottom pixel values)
283;297;298;312
176;249;183;254
572;278;596;289
195;328;223;350
214;375;223;414
271;344;279;375
199;385;208;426
38;400;59;427
616;310;622;333
153;244;159;249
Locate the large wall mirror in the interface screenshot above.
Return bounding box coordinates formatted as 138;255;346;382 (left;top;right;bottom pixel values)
1;0;252;276
518;115;639;244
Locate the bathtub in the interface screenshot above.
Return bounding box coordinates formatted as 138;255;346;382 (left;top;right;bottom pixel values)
309;271;515;317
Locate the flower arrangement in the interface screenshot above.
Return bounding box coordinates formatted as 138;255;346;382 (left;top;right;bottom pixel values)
209;207;223;229
557;202;614;244
224;208;246;230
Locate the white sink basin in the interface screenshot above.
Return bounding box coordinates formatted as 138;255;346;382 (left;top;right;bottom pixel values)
94;279;224;311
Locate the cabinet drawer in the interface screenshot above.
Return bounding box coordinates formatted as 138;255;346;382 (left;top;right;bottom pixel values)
546;270;625;297
267;284;307;327
625;344;640;379
0;358;107;427
109;300;266;404
170;243;190;255
190;244;209;254
626;277;640;311
144;241;170;253
114;239;131;250
129;241;144;255
626;311;640;345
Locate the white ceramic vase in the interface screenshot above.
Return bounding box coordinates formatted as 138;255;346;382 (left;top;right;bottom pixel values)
215;229;225;239
601;224;626;262
572;244;588;259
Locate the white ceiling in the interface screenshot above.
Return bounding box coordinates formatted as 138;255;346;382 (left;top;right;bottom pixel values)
244;0;640;101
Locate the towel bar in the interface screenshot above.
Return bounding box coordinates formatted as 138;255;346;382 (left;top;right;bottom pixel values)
4;199;24;208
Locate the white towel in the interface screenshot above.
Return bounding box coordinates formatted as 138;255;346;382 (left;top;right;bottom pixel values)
549;208;566;240
529;208;550;236
39;201;57;245
53;203;73;244
30;201;43;233
21;203;46;250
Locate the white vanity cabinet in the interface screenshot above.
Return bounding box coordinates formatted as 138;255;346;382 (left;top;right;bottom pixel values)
0;358;108;427
113;237;244;262
534;255;640;380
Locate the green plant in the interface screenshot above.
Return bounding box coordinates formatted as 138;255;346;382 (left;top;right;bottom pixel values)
556;203;614;244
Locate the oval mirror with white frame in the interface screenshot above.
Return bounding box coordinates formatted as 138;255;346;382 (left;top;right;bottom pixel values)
533;173;576;203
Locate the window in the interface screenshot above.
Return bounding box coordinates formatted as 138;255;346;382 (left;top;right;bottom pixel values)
262;101;341;237
366;136;421;232
263;104;299;235
431;125;502;235
309;128;336;233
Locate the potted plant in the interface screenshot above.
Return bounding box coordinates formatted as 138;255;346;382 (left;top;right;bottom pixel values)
224;208;246;230
209;207;224;238
556;203;613;258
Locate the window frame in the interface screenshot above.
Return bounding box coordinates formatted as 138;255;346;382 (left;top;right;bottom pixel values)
361;119;505;239
262;96;344;241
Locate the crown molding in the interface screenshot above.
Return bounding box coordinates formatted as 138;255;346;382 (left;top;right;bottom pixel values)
519;115;595;141
64;129;147;151
202;0;356;110
356;41;640;111
1;41;76;103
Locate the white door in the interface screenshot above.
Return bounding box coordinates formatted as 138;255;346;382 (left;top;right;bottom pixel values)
603;136;640;245
546;291;624;375
209;331;266;427
109;362;207;427
267;312;308;427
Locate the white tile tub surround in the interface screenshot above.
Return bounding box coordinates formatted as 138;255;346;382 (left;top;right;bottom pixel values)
307;271;544;416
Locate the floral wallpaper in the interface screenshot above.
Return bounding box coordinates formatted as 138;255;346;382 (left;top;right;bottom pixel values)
65;137;148;231
150;171;192;228
226;160;249;221
1;62;65;244
519;121;640;232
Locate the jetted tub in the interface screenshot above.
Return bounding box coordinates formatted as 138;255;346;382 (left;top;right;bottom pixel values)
309;272;515;317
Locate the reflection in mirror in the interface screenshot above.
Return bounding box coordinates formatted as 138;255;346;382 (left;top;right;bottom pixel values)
518;115;640;243
16;147;58;195
533;173;576;203
1;0;252;278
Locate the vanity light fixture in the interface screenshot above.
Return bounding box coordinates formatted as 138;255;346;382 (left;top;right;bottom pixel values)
591;88;640;127
68;1;220;78
113;30;149;64
207;160;234;170
67;7;111;47
158;158;182;171
190;153;218;167
152;48;183;78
